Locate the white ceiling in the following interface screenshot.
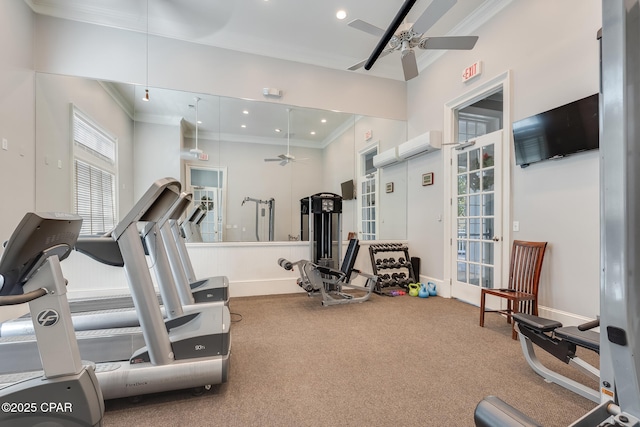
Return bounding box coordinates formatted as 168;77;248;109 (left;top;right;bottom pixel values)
27;0;505;147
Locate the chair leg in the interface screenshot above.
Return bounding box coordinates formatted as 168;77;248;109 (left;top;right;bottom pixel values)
511;300;519;340
506;299;512;324
479;290;486;327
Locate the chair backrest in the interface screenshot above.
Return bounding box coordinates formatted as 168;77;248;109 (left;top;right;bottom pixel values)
509;240;547;312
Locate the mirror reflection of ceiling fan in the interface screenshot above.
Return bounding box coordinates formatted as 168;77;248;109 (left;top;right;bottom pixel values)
264;108;307;166
348;0;478;81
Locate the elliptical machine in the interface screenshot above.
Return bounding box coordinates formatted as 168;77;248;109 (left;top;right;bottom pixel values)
0;212;103;426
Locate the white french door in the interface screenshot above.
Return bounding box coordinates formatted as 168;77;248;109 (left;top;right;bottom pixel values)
186;165;226;243
450;130;503;304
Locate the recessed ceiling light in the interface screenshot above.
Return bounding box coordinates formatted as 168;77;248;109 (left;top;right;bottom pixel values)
310;131;316;135
336;10;347;20
275;128;281;133
241;124;247;128
197;120;202;124
321;119;327;123
243;110;249;114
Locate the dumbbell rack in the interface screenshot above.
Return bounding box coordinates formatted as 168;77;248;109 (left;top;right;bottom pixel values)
369;243;415;295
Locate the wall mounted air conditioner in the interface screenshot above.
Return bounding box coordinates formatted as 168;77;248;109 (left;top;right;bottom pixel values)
373;147;400;168
397;131;442;160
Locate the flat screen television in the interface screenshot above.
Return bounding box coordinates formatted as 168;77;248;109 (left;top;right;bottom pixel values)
340;179;355;200
513;93;599;168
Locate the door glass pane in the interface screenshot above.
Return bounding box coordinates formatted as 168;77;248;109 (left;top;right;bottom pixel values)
458;197;467;217
469;264;480;286
457;241;467;260
469;172;480;193
482;266;494;288
458;175;468;195
482;144;495;168
483;218;494;240
469;218;480;239
483;193;494;216
458;153;468;173
457;262;467;282
457;218;467;238
469;241;480;263
469;195;481;216
469;149;480;171
483;242;494;265
482;169;495;192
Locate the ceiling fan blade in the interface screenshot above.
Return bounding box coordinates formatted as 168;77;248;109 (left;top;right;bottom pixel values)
419;36;479;50
264;158;282;162
279;160;288;166
347;19;386;37
401;49;419;81
348;48;394;71
348;59;368;71
412;0;457;34
364;0;418;71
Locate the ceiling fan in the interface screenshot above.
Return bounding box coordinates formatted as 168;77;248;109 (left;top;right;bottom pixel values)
264;108;303;166
347;0;479;81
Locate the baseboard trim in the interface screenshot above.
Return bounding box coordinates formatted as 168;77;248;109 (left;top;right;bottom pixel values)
537;306;596;328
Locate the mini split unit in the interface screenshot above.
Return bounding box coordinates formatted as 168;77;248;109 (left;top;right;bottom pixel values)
372;130;442;168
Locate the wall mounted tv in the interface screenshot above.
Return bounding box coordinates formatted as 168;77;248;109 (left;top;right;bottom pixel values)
341;179;355;200
513;93;599;168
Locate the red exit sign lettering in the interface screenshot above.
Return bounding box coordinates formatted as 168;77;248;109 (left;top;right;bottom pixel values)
462;61;482;82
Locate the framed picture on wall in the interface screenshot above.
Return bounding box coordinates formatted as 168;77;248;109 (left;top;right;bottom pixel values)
422;172;434;186
386;182;394;193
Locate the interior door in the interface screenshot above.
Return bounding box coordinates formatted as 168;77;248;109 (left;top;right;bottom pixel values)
186;165;225;243
451;130;503;304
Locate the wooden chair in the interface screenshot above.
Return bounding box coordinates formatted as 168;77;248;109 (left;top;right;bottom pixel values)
479;240;547;339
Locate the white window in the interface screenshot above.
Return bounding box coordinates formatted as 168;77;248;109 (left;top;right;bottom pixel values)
358;146;378;241
72;107;118;235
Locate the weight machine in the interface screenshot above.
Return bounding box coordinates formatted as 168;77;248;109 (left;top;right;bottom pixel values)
300;193;342;268
242;196;275;242
474;3;640;425
279;193;376;306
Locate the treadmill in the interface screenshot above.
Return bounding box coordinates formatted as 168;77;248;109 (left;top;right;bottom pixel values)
0;178;230;399
180;205;204;243
0;187;228;336
163;192;229;305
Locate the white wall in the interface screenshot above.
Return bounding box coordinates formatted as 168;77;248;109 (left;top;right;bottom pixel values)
0;0;35;321
0;1;35;239
35;73;135;217
406;0;601;320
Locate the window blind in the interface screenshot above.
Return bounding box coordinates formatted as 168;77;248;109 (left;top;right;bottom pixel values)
74;159;116;235
73;111;116;163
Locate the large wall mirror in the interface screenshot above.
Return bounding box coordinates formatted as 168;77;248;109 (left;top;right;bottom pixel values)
34;72;408;243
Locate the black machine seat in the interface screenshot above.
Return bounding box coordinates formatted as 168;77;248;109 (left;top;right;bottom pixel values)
514;313;600;353
513;312;562;332
554;327;600;353
316;238;361;281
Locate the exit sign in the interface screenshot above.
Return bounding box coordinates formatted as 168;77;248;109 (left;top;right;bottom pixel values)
462;61;482;82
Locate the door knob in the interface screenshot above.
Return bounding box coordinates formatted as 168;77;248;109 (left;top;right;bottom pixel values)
492;236;500;242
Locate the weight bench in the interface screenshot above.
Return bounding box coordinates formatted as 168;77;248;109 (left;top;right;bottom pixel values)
512;312;600;403
278;239;377;306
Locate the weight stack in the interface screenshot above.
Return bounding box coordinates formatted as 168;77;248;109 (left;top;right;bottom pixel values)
411;257;420;282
